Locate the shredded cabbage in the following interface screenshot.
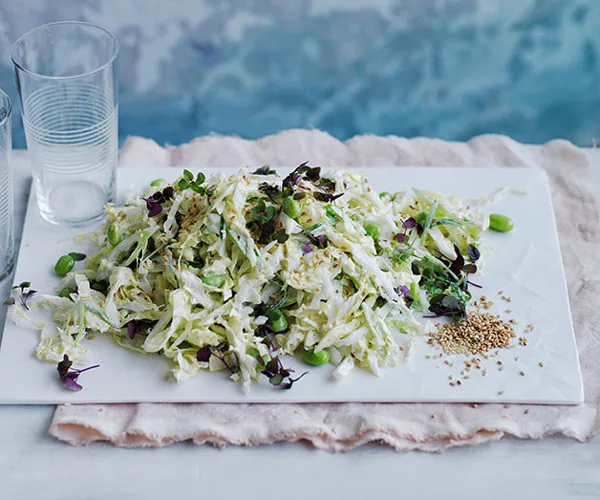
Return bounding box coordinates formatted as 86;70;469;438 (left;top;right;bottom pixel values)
21;166;490;390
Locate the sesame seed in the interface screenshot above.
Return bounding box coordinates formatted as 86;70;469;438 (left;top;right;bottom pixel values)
503;404;510;409
519;370;525;376
538;361;544;367
429;311;517;355
471;403;478;408
456;380;462;386
524;409;529;415
425;355;431;359
505;309;512;313
498;391;504;395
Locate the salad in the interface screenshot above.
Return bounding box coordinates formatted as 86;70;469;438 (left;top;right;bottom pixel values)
13;164;495;391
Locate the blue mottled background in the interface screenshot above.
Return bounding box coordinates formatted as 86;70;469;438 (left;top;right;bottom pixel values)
1;0;599;147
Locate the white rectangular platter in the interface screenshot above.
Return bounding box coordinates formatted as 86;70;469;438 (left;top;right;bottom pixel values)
0;167;584;405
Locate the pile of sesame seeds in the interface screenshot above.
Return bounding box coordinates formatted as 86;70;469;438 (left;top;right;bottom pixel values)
424;290;544;391
430;310;516;356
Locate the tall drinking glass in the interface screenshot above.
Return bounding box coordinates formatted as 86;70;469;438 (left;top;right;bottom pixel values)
0;90;13;280
12;22;119;226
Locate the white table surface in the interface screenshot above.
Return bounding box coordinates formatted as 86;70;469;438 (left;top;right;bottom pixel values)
1;150;599;500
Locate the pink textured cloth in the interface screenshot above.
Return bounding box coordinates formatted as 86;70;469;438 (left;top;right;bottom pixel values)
50;131;600;451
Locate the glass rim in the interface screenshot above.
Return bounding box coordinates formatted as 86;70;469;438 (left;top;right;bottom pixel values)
0;88;12;128
11;21;119;80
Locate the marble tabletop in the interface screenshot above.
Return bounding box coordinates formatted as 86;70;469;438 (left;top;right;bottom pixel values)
1;150;599;500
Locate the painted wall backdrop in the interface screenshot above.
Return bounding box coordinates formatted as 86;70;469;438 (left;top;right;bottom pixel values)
0;0;598;148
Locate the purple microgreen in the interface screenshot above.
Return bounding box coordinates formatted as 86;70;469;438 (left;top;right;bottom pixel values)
127;320;136;340
305;232;329;248
449;245;465;276
467;280;483;289
260;352;308;390
196;345;212;362
313;191;344;203
282;161;309;190
280;371;308;390
148;187;175;216
57;354;99;392
23;290;37;308
62;374;84;391
253;166;277;175
467;243;481;263
199;343;239;374
273;229;289;243
305;166;321;181
462;264;478;274
293;191;307;200
316;177;336;193
57;354;73;380
403;217;417;229
398;285;411;298
393;233;407;243
301;243;313;254
428;294;466;319
68;252;86;262
259;182;282;202
143;198;163;217
258;220;276;244
6;282;37;310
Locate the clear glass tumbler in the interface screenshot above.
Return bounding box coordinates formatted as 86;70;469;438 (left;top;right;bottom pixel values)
0;90;13;280
12;22;119;226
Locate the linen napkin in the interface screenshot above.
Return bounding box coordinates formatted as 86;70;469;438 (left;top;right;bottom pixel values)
50;131;600;451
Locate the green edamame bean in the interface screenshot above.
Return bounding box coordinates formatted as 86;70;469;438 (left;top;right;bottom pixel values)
58;287;74;298
54;255;75;277
107;222;122;247
489;213;514;232
303;349;330;366
364;222;380;240
150;178;167;187
201;274;227;287
283;197;300;219
267;309;288;332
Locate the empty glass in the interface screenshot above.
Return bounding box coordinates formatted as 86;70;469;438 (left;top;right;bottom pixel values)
12;22;119;227
0;90;13;280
